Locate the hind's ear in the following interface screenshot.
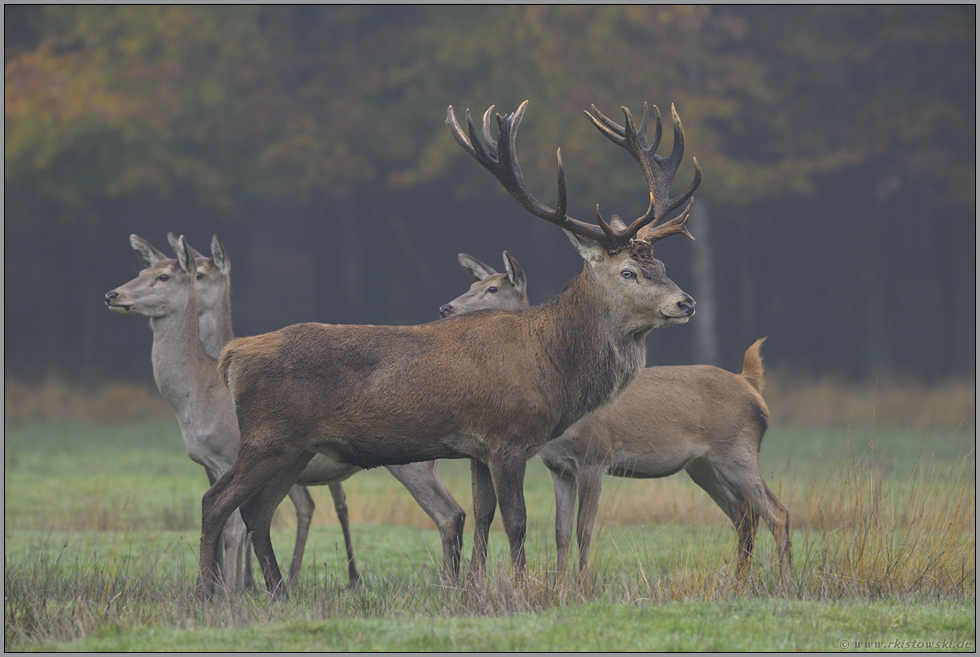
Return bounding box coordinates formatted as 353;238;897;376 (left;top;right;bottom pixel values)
457;253;496;281
131;235;167;268
211;235;230;275
502;251;526;294
175;235;195;274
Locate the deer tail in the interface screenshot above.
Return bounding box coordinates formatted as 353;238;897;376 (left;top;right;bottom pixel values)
741;337;767;394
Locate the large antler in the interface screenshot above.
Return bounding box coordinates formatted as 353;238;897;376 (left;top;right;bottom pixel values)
447;100;701;251
585;102;701;244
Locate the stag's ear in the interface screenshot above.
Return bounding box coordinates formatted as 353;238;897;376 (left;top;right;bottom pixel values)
457;253;496;281
563;229;605;266
211;235;230;275
175;235;196;275
131;235;168;268
502;251;526;294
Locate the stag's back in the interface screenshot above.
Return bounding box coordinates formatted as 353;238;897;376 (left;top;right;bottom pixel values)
218;282;633;468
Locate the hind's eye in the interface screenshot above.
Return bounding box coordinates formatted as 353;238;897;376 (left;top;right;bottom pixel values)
487;287;498;294
157;274;170;282
196;272;204;280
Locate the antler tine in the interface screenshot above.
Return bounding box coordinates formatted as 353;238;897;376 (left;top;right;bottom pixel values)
448;102;610;245
638;198;696;244
481;106;498;154
585;102;700;241
448;100;698;250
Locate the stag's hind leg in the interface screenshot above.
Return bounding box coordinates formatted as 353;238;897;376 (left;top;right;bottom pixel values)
239;451;316;599
197;441;310;599
326;482;361;590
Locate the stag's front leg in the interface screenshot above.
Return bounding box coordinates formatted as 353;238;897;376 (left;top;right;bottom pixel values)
469;459;497;580
488;455;529;581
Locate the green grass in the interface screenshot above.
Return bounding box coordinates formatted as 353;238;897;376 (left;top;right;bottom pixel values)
4;419;976;650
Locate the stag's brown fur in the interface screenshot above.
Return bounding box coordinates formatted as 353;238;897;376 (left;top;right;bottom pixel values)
440;254;790;586
198;100;698;598
202;238;692;597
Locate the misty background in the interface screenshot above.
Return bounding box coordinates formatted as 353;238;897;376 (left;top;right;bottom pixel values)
4;6;975;390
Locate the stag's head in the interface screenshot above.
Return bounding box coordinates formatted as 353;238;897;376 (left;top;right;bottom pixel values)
168;233;231;317
104;235;197;317
447;101;699;333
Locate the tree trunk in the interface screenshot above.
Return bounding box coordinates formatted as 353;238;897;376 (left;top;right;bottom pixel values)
691;200;719;366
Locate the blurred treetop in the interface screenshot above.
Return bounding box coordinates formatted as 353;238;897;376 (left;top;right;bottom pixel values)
6;6;974;224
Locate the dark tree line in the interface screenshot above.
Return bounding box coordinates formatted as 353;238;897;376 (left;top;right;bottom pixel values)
4;6;975;387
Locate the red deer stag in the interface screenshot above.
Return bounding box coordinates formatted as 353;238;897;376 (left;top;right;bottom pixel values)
197;100;700;598
441;254;790;585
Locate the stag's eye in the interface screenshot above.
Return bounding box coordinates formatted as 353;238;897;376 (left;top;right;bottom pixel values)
157;274;170;282
621;270;637;280
196;272;204;280
487;286;498;294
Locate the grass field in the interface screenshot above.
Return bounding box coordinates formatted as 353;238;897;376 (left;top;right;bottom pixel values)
4;418;976;651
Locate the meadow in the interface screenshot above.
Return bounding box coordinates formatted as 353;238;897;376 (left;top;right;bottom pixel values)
3;392;976;651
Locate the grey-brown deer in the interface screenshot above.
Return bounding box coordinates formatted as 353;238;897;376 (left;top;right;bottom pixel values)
108;235;466;593
167;233;466;589
438;251;528;318
197;100;700;598
106;235;249;591
163;232;351;590
441;253;790;585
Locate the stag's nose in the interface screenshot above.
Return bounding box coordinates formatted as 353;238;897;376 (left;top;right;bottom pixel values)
104;291;119;307
439;304;453;318
677;295;696;317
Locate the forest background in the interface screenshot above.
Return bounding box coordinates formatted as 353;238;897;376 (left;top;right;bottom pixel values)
4;6;975;399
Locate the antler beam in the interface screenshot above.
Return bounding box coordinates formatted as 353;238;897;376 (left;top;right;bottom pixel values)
447;100;701;251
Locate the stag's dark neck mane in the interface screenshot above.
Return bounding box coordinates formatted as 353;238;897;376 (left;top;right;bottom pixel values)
528;266;647;439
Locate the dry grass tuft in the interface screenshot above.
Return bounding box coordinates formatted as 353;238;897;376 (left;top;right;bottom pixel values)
5;379;171;424
764;373;975;430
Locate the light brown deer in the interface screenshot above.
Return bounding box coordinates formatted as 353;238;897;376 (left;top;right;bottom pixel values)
539;338;791;585
197;100;700;598
441;254;791;585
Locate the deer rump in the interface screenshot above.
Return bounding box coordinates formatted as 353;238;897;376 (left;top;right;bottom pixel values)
220;312;630;470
